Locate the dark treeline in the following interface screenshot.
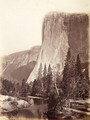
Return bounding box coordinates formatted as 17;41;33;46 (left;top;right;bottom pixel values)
0;78;32;97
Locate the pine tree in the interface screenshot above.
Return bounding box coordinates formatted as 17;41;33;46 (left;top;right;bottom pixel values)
55;70;61;96
43;64;47;96
75;54;82;82
74;54;87;99
47;64;53;95
61;48;75;98
20;79;27;97
74;54;82;98
48;64;52;80
31;79;37;96
43;64;47;78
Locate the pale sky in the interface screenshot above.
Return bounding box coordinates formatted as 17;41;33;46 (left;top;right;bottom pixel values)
0;0;90;56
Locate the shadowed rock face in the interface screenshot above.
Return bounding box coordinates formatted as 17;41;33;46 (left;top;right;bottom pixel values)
1;46;40;83
67;14;89;62
27;12;89;83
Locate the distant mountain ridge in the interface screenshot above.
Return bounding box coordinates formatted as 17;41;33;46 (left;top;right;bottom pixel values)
1;46;40;83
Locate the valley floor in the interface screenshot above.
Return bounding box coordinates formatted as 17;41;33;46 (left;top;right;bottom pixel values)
0;95;90;120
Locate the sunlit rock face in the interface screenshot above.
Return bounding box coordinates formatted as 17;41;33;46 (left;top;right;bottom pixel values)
1;46;40;83
27;12;89;83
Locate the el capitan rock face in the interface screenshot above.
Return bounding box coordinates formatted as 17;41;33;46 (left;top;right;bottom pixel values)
27;13;89;83
1;46;40;83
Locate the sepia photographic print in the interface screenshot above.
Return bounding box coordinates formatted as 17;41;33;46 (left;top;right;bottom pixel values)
0;0;90;120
